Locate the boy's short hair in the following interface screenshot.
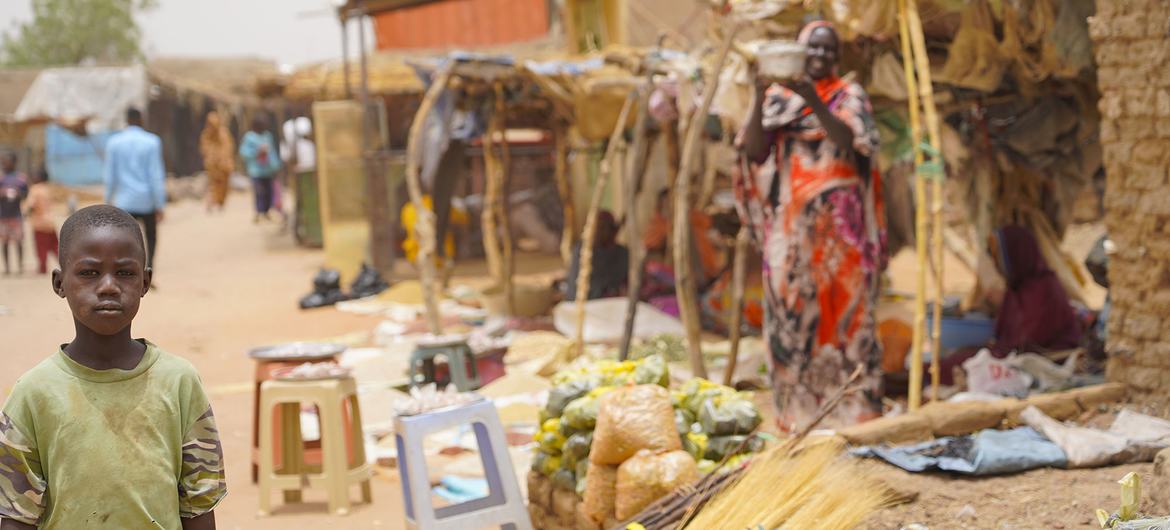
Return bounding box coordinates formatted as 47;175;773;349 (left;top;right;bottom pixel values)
58;205;146;265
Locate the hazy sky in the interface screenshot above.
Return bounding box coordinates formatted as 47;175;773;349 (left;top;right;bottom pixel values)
1;0;371;67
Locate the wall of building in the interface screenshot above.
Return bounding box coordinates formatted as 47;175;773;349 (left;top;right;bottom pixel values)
1090;0;1170;400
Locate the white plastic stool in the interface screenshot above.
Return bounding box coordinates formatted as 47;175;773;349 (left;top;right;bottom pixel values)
258;377;372;516
394;398;533;530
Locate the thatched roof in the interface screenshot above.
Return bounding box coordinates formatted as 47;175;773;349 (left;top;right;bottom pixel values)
0;68;42;120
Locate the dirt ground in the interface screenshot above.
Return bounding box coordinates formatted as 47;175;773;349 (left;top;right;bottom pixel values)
0;189;1145;530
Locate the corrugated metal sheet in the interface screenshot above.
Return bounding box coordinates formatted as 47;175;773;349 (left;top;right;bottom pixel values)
373;0;549;50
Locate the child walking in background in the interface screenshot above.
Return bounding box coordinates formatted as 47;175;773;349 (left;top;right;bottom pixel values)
24;169;58;274
0;152;29;275
0;205;226;529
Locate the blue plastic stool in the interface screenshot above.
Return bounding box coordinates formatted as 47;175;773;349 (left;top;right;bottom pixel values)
394;398;532;530
409;334;480;392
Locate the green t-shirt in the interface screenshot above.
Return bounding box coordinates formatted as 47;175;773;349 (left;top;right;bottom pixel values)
0;341;226;528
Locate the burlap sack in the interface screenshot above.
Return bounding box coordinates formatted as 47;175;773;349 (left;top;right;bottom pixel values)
614;449;698;521
590;385;680;465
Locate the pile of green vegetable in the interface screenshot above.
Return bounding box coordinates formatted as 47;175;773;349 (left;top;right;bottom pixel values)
532;355;763;492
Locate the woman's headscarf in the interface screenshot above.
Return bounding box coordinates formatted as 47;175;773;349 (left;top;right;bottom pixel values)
992;225;1082;355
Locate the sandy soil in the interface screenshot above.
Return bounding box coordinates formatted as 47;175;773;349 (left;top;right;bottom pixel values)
0;188;1138;530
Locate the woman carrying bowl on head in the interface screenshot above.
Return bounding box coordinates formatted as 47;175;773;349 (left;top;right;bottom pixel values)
736;21;887;432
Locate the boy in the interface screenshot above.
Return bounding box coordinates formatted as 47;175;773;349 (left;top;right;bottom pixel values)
0;152;28;275
24;168;57;275
0;205;225;529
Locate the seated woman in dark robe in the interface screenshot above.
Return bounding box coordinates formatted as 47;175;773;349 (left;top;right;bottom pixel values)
938;225;1083;384
990;225;1083;355
562;210;629;301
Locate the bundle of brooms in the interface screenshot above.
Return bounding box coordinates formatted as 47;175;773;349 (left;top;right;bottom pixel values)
613;367;897;530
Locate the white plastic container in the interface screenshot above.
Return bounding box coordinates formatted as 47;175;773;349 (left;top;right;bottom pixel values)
757;41;807;80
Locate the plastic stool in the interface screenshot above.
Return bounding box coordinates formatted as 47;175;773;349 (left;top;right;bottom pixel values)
394;398;532;530
410;335;480;391
258;377;372;516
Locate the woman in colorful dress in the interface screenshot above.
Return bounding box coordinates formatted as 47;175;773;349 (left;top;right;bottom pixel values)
199;110;235;212
737;21;887;431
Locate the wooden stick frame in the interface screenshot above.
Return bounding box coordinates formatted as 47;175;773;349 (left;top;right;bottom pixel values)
404;68;451;334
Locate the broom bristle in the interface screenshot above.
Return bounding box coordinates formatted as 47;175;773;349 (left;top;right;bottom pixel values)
682;440;893;530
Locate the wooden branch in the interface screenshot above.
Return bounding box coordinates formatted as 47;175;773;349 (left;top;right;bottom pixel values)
553;126;575;266
907;0;946;404
898;0;926;412
674;27;738;380
618;83;653;361
404;68;451;335
573;92;636;359
723;226;750;387
495;82;516;315
482;109;504;284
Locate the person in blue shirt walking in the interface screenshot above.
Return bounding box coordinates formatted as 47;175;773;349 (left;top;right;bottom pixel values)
238;116;284;224
103;108;165;274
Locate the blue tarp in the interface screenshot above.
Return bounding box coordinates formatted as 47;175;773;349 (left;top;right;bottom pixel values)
44;124;113;186
853;427;1068;476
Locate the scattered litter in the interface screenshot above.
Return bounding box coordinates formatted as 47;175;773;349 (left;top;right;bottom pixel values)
1006;351;1080;392
854;427;1067;476
433;476;489;504
393;383;478;416
956;504;977;519
962;348;1033;398
272;361;351;380
1022;407;1170;468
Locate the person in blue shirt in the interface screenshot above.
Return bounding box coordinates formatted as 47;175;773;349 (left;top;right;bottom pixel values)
238;116;284;224
103;108;165;273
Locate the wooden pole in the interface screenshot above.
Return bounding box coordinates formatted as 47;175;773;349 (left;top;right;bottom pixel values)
898;0;927;412
674;27;738;380
482;103;504;285
404;69;451;334
553;125;576;266
723;226;750;386
494;82;516;315
618;83;653;361
907;0;946;403
573;93;636;359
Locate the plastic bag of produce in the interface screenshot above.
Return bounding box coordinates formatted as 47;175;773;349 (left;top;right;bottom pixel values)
591;385;682;465
536;454;562;476
704;435;763;461
683;431;709;461
680;378;735;415
675;408;696;435
546;378;599;417
614;449;699;520
563;387;613;431
583;462;618;524
633;354;669;387
698;394;762;436
552;468;576;491
563;432;594;467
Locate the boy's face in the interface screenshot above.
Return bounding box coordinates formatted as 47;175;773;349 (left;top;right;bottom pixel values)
52;226;151;336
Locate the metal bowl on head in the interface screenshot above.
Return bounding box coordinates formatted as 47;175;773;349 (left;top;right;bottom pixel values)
757;41;807;81
247;342;347;362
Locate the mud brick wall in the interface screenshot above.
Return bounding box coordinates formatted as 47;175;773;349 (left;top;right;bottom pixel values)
1090;0;1170;400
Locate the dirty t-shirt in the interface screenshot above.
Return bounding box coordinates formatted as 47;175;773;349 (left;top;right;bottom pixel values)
0;341;226;528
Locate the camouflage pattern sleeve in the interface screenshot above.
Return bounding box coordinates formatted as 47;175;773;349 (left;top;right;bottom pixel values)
177;407;226;518
0;412;46;525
